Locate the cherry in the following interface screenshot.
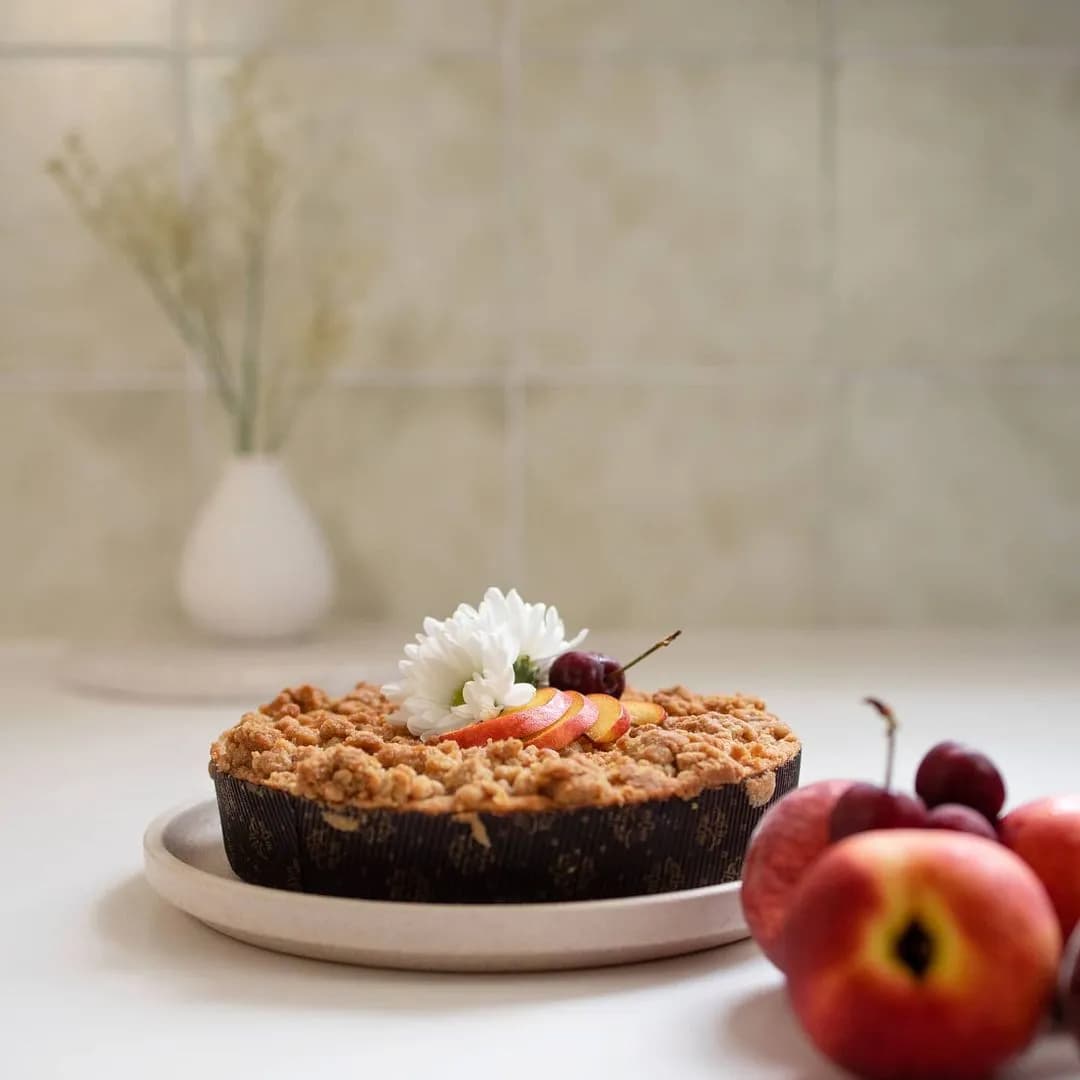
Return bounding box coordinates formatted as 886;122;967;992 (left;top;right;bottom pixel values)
548;631;681;698
915;741;1006;822
830;783;928;841
925;803;999;841
548;651;622;696
596;655;624;696
828;698;929;842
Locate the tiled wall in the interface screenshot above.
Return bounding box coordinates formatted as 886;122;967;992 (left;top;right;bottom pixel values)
2;0;1080;639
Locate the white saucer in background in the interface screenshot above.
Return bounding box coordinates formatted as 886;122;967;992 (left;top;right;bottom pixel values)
62;643;378;704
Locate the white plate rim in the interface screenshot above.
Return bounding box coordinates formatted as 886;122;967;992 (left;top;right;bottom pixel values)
143;799;749;971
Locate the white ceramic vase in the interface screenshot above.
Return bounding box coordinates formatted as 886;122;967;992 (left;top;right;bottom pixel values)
179;455;334;641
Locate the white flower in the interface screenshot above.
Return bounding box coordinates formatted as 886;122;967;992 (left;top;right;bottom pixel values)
383;588;588;739
383;621;534;740
461;587;588;681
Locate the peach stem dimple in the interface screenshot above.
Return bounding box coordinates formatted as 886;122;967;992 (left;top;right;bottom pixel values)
894;917;934;981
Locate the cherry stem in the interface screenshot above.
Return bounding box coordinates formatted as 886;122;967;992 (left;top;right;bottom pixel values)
864;697;897;792
618;630;683;676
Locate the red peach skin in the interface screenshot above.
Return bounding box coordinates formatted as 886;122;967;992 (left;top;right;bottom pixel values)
438;688;571;748
740;779;853;970
1000;794;1080;942
527;691;600;751
584;695;631;745
782;830;1061;1080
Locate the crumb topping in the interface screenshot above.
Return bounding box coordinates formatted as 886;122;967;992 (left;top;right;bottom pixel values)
209;683;800;814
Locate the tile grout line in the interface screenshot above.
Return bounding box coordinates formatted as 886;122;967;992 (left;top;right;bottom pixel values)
0;372;196;392
816;0;845;627
0;42;493;60
500;0;527;587
831;45;1080;65
0;43;176;59
6;41;1080;65
6;362;1080;393
170;0;214;494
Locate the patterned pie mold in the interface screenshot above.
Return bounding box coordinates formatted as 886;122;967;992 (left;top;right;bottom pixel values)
210;751;801;903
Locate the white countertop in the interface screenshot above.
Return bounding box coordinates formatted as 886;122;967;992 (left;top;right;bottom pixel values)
3;630;1079;1080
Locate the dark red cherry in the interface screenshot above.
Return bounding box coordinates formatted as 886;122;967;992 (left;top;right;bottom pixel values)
548;651;623;697
915;741;1006;822
597;655;625;697
925;803;999;841
549;632;682;699
829;782;929;842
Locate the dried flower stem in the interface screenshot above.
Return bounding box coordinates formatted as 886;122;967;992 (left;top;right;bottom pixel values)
135;251;238;412
237;237;266;453
45;57;350;454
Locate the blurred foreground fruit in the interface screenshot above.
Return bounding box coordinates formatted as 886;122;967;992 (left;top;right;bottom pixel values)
1000;794;1080;941
740;779;853;970
830;782;928;841
782;830;1061;1080
925;802;998;841
915;740;1006;822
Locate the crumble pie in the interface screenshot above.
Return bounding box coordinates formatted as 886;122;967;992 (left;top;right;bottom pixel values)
210;682;800;815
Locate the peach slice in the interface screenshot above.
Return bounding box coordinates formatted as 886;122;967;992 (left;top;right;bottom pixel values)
502;686;562;715
438;687;571;748
584;694;631;746
526;691;600;751
623;700;666;726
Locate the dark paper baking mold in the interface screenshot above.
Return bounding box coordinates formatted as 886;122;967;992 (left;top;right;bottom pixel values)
211;751;801;903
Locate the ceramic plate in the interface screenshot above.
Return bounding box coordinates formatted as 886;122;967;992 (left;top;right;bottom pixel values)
144;800;750;972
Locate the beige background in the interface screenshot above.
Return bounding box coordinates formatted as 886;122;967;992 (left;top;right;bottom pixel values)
2;0;1079;639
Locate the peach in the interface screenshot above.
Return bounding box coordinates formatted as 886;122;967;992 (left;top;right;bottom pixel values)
622;700;665;726
584;694;631;746
438;687;571;748
740;779;853;969
999;794;1080;942
783;830;1061;1080
526;690;599;751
